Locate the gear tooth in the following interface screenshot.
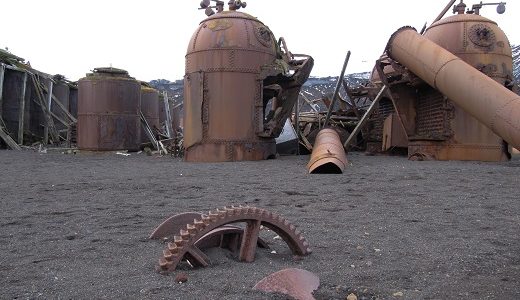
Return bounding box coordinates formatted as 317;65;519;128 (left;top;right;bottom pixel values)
289;224;296;231
201;215;211;225
163;249;174;261
302;240;309;247
225;207;235;216
167;242;180;254
174;235;187;246
180;229;190;239
187;224;197;235
294;229;301;236
283;219;290;226
158;257;172;269
306;247;312;254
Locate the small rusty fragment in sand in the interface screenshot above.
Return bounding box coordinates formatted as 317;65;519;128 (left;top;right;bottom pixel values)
253;268;319;300
174;273;188;283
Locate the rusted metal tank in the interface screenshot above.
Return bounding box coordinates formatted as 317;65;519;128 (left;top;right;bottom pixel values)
140;83;159;144
386;26;520;156
77;67;141;151
184;5;313;162
366;5;516;161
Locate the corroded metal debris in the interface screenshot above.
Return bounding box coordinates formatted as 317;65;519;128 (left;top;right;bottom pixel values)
156;206;311;273
307;128;348;174
150;212;269;251
253;268;320;300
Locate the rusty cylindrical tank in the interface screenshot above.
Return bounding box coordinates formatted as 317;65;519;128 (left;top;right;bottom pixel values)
386;27;520;152
77;67;141;151
307;128;348;174
183;11;279;162
140;83;160;144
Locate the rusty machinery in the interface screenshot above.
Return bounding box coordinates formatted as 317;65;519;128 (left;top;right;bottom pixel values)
183;0;313;162
359;0;518;161
153;206;311;273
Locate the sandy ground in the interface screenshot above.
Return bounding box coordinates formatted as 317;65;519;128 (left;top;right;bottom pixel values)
0;150;519;300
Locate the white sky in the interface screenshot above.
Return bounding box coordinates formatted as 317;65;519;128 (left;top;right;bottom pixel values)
1;0;518;82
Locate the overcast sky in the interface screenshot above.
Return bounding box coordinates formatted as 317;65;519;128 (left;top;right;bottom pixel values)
1;0;518;82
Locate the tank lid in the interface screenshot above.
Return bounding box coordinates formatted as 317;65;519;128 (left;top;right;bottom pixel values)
201;10;263;25
85;67;134;79
430;13;497;28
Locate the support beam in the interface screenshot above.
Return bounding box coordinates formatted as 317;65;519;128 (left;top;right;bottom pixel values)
343;85;388;149
0;65;5;117
324;51;351;127
0;122;21;150
163;91;173;139
17;73;28;144
44;81;53;144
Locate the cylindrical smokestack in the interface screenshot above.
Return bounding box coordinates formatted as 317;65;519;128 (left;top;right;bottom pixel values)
386;27;520;150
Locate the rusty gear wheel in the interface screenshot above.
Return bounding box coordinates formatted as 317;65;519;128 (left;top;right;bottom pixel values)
157;206;311;273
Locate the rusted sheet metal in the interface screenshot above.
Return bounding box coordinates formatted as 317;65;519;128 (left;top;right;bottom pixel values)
157;206;311;273
184;8;312;162
386;27;520;152
253;268;320;300
52;76;70;132
140;83;159;144
307;128;347;174
77;67;141;151
382;113;407;151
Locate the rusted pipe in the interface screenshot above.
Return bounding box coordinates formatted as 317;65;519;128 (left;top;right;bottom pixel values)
323;51;351;128
386;27;520;150
307;128;347;174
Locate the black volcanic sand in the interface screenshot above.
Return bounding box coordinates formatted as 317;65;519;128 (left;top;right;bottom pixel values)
0;150;519;299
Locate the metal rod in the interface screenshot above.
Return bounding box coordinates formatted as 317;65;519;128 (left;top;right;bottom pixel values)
294;95;300;155
433;0;457;24
17;73;28;144
324;51;351;127
343;85;387;149
44;81;53;144
163;91;173;139
0;65;5;118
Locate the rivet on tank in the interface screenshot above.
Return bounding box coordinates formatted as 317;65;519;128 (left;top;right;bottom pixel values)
183;0;314;162
77;67;141;151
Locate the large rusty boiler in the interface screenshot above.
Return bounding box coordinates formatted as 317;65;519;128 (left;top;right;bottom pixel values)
183;2;313;162
77;67;141;151
369;2;517;161
140;82;160;144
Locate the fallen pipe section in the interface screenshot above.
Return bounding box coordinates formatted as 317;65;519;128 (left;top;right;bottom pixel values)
386;27;520;150
307;129;347;174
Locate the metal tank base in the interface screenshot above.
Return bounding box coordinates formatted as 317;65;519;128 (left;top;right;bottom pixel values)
184;140;276;162
408;141;509;161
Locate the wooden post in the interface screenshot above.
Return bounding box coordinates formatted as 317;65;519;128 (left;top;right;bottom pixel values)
17;72;28;144
44;80;53;145
0;64;5;117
